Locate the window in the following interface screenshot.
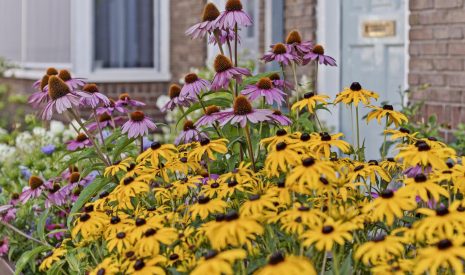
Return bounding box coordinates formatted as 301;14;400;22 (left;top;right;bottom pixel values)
74;0;170;82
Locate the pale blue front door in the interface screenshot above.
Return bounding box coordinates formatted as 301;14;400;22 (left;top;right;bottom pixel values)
340;0;406;159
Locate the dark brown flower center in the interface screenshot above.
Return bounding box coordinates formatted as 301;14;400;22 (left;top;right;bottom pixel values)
437;239;453;250
300;133;311;141
198;195;210;204
169;253;180;261
29;176;44;189
320;132;331;141
123;177;134;185
80;213;90;222
119;93;130;100
133;259;145;271
202;3;220;21
233;95;253;115
225;210;239;221
319;177;329;185
214;54;233;73
257;77;273;90
135;218;146;226
69;172;81;183
414;173;427;183
249;194;260;201
436;206;449;216
116;232;126;239
268;252;285;265
276;142;287;151
110;216;121;224
303;157;315;167
48;76;70;100
76;133;88;142
273;110;282;116
144;228;157;237
58;70;72;81
272;43;287;54
151;141;161;150
40;75;49;91
96;268;105;275
322;225;334;234
200;138;210;146
11;193;19;200
380;189;394;199
82;83;99;94
98;113;111;122
130;111;145;122
286;30;302;44
46;67;58;76
169;84;181;99
354;165;364;172
350;82;362;91
383;104;394;111
184;73;199;84
269;73;280;81
304;92;315;99
416;142;431;152
399;127;410;134
183;120;195;131
312;44;325;55
205;105;220;115
276;129;287;136
204;250;218;260
225;0;243;11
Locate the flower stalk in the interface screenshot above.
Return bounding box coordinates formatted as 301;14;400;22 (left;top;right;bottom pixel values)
244;124;256;172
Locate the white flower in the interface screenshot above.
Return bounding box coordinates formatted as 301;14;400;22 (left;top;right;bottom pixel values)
0;144;16;163
49;120;65;136
32;127;46;137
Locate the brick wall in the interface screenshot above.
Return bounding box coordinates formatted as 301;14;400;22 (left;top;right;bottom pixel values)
409;0;465;140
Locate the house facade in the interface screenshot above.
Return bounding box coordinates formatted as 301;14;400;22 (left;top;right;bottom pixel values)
0;0;464;153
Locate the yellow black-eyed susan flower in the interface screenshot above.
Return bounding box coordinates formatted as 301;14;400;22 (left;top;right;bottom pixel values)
300;218;353;251
354;234;404;265
291;92;330;114
286;156;336;192
190;249;246;275
137;141;178;167
254;252;316;275
414;238;465;275
189;195;227;220
189;138;228;161
334;82;379;107
366;104;408;127
136;227;178;256
308;132;351;158
39;248;67;272
106;230;133;254
104;157;133;177
396;140;455;170
398;173;449;202
260;129;299;151
264;141;300;177
126;256;167;275
89;256;120;275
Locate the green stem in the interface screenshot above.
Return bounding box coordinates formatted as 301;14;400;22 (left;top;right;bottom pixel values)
314;61;319;94
291;62;300;122
333;246;340;275
196;94;222;138
355;106;361;161
0;221;51;247
93;109;110;163
315;112;324;132
213;29;225;55
320;252;327;275
234;23;239;98
280;63;290;112
244;124;256;172
69;110;110;166
381;116;388;160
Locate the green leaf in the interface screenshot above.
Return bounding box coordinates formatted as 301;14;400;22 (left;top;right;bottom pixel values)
15;245;50;275
37;208;49;242
67;177;109;229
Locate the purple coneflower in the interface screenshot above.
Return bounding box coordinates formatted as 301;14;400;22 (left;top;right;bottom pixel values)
241;77;286;106
262;43;300;66
161;84;194;112
214;0;253;29
41;76;80;120
211;54;251;90
404;165;431;178
32;67;58;90
180;73;211;98
77;83;110;108
19;176;48;203
115;93;146;111
9;193;20;206
45;182;67;208
186;3;221;39
195;105;222;127
121;111;157;139
0;237;8;257
0;207;16;223
44;70;86;92
175;120;208;145
285;30;313;56
66;133;93;151
218;95;273;128
28;74;51;107
268;73;294;90
97;99;125;115
87;112;124;131
269;110;292;126
303;44;337;66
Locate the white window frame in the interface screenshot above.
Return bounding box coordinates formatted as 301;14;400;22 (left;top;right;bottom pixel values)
72;0;171;82
6;0;171;82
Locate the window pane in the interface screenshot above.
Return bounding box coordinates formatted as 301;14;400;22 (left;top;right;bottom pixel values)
94;0;154;69
25;0;71;63
0;1;22;62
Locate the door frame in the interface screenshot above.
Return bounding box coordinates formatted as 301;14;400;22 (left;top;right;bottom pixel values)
316;0;410;133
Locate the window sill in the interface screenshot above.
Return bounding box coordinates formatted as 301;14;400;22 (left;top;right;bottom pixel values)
3;68;172;83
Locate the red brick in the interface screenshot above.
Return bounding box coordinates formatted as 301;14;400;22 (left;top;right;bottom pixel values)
410;0;434;10
429;89;463;102
417;10;449;24
410;27;434;40
410;58;434;70
433;58;463;71
409;74;420;85
447;73;465;87
424;104;445;124
409;43;448;55
448;106;465;128
435;0;463;8
446;10;465;23
420;74;445;86
433;26;463;39
449;42;465;55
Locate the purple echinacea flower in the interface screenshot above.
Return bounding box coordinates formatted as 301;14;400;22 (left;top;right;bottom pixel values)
180;73;211;99
262;43;300;66
77;83;110;108
161;84;195;112
217;95;273;128
186;3;221;39
121;111;157;139
175;120;208;145
41;76;80;120
241;77;286;106
214;0;253;29
195;105;222;127
303;44;337;66
66;133;92;151
211;54;251;91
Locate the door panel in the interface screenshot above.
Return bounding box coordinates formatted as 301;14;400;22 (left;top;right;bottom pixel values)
340;0;405;159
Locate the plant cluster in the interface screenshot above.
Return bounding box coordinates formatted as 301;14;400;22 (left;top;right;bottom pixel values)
1;1;465;275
